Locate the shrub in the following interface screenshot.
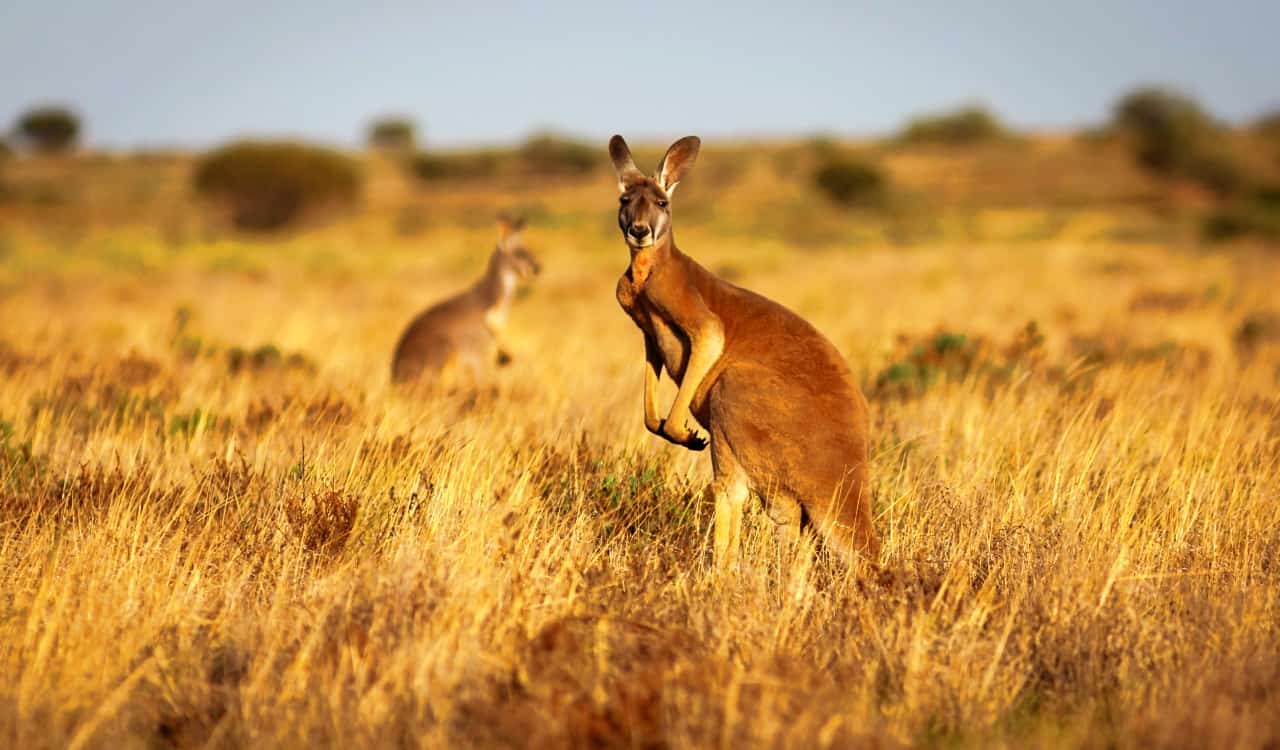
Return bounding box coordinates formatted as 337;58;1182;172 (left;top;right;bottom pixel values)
1202;185;1280;242
899;105;1004;145
14;106;81;153
1234;311;1280;358
1112;87;1216;174
813;158;887;207
873;323;1045;399
0;139;9;197
285;489;359;556
518;132;596;176
407;150;500;182
193;141;360;231
1184;151;1248;198
1253;110;1280;139
367;117;416;152
1256;111;1280;165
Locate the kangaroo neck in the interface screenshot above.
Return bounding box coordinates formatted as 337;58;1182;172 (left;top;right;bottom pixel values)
629;233;677;287
476;253;516;308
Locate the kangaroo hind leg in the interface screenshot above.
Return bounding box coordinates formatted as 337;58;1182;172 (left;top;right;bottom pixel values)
709;435;750;571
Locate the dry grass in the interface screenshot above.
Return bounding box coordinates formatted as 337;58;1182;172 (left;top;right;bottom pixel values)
0;143;1279;748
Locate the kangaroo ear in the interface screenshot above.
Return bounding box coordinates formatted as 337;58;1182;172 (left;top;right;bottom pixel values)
656;136;700;195
609;135;643;192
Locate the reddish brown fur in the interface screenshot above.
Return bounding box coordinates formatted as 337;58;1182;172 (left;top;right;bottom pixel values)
610;135;878;564
392;215;540;386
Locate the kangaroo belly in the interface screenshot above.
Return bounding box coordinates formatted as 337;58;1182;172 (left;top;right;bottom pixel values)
650;314;690;381
618;277;692;382
393;311;496;383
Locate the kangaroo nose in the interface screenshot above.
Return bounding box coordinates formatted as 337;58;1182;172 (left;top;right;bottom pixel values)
628;224;651;240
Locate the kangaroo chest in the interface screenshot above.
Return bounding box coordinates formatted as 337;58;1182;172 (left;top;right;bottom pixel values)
616;261;691;381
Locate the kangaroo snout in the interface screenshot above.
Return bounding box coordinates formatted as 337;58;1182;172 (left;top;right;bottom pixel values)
628;223;651;241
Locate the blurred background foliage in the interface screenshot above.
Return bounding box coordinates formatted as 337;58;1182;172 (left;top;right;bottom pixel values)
2;86;1277;246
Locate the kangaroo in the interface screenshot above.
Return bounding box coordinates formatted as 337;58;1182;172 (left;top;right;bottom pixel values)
391;214;540;386
608;135;879;567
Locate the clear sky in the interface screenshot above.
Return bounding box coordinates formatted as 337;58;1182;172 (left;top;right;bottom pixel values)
2;1;1277;149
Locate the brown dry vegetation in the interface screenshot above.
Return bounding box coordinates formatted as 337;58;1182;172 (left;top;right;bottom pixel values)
0;138;1278;748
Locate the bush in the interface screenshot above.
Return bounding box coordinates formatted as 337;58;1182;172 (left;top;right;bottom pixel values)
193;141;361;231
1112;87;1253;197
0;140;11;160
1112;87;1216;174
1253;110;1280;139
899;105;1004;145
813;159;888;207
407;150;500;182
1202;185;1280;242
872;323;1045;399
367;117;416;152
14;106;81;153
519;132;596;176
1184;151;1248;198
1256;111;1280;165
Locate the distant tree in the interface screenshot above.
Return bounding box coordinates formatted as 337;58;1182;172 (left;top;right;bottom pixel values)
367;117;417;152
813;158;888;207
899;105;1005;145
1112;87;1216;174
1112;87;1248;197
193;140;361;231
0;139;11;161
15;106;81;153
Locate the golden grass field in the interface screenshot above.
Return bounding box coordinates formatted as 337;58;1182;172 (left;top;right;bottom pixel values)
1;139;1279;748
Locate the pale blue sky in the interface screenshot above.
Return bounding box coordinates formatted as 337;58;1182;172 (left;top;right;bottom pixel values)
2;1;1276;149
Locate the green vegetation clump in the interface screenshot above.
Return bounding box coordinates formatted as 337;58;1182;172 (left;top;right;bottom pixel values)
899;105;1005;145
0;140;10;200
813;158;888;207
1234;310;1280;358
1255;110;1280;166
874;323;1045;399
518;132;597;176
367;117;417;152
1251;110;1280;140
1182;151;1247;198
1203;185;1280;242
1111;87;1248;197
193;141;361;231
407;150;500;182
407;132;596;184
1113;87;1214;173
14;106;81;153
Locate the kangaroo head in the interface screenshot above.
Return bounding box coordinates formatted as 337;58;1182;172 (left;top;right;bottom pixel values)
493;213;541;281
608;135;700;250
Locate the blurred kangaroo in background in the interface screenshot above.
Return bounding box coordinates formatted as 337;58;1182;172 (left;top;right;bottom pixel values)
609;135;878;568
392;214;540;386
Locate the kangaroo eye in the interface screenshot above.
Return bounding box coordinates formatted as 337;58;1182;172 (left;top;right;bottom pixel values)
619;195;631;204
656;200;669;208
